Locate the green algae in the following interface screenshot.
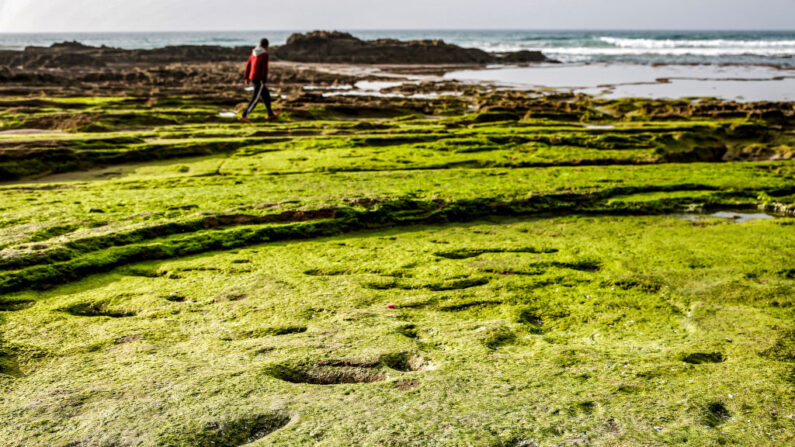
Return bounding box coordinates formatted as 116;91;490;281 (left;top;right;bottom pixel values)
0;216;792;445
0;93;792;446
1;95;790;181
0;182;788;295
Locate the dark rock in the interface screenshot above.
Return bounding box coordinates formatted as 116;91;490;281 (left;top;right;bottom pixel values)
474;111;521;123
272;31;551;65
495;50;555;64
35;52;106;68
50;41;94;50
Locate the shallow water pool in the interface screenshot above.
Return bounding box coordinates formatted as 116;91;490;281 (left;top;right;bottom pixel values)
676;211;776;223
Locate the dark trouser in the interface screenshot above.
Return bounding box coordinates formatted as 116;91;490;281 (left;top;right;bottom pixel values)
242;80;274;118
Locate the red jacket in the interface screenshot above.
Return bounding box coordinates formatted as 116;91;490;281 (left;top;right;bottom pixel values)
244;50;269;82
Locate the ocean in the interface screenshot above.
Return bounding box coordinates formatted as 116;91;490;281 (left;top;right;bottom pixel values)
0;30;793;66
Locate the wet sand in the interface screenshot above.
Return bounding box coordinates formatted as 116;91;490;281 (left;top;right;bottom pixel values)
443;63;795;102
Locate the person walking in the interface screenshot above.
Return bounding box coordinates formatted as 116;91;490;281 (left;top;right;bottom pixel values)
240;38;277;123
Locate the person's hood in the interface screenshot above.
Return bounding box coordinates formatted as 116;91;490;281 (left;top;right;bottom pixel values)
253;46;267;57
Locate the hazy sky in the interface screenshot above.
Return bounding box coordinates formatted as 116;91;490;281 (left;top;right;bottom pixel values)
0;0;793;33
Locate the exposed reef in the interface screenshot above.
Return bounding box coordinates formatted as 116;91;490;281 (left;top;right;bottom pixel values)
0;31;552;70
271;31;553;64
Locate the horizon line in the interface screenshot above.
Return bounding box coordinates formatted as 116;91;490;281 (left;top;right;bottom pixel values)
1;28;794;35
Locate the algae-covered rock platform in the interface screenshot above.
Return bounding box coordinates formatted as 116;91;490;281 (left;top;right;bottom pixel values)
0;64;793;446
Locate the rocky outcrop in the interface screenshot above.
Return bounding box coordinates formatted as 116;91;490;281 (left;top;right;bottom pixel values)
271;31;552;64
0;42;251;69
0;32;553;70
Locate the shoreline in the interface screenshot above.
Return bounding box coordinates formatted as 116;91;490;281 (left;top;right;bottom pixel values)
2;58;795;105
1;31;792;104
277;61;795;103
0;32;793;109
438;63;795;102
